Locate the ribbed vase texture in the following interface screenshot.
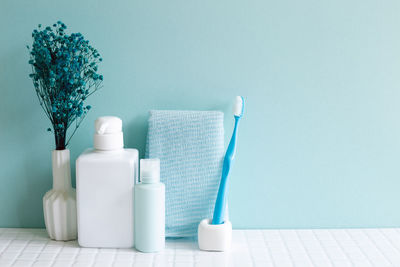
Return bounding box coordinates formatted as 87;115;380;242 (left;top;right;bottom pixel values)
43;149;77;241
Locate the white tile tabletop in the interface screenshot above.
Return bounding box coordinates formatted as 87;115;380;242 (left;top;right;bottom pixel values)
0;228;400;266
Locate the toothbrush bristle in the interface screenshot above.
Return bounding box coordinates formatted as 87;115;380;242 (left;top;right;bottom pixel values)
233;96;244;117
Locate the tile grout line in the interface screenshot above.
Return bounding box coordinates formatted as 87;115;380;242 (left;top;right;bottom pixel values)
82;246;98;267
261;230;276;267
244;230;256;267
50;241;68;267
152;249;157;267
109;248;117;267
72;243;80;266
378;229;400;254
320;230;354;267
9;233;32;267
363;230;394;267
0;231;16;267
312;230;346;266
2;228;400;266
173;240;176;267
376;229;400;266
131;248;136;267
395;229;400;236
356;229;391;266
192;236;196;267
308;230;334;267
344;229;374;266
31;233;50;265
294;230;316;267
276;230;295;266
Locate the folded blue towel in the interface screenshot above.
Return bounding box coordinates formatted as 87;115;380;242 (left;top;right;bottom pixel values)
145;110;224;237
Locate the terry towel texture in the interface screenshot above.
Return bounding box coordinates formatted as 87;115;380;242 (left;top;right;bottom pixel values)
145;110;224;237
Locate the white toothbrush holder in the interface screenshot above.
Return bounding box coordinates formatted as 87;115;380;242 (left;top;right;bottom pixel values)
198;218;232;251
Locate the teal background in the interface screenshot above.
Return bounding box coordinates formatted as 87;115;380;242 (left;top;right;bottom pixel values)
1;0;400;228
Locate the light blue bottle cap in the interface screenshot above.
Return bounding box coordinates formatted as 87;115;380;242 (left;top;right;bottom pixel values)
140;158;160;183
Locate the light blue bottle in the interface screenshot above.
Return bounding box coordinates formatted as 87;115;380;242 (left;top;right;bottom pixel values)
134;158;165;252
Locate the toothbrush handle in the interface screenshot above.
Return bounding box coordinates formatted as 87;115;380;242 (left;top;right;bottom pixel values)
212;116;240;225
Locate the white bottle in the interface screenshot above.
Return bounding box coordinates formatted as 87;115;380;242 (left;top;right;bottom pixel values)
135;159;165;252
76;116;138;248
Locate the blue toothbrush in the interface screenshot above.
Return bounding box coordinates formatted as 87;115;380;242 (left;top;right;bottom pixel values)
212;96;245;225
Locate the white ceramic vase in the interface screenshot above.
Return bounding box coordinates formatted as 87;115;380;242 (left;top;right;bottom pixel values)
43;149;77;241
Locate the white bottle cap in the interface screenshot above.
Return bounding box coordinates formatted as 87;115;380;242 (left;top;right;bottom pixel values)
93;116;124;150
140;158;160;183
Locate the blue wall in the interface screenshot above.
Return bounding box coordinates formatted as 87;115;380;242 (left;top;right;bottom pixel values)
1;0;400;228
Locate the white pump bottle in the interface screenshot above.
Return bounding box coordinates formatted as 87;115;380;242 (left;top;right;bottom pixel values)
76;116;138;248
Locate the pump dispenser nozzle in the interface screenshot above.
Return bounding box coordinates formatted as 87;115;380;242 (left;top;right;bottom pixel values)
93;116;124;150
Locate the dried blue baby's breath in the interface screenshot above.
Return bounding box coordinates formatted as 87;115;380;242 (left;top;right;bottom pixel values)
28;21;103;150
